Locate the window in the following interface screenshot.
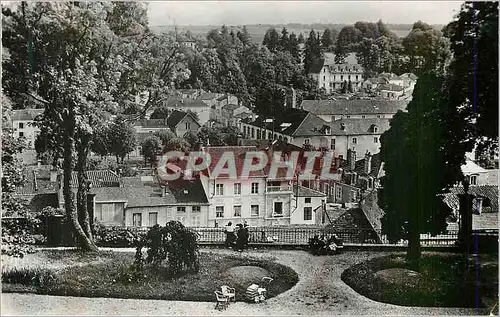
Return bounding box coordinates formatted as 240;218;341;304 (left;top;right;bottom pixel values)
257;130;261;139
356;75;359;81
304;138;310;145
216;206;224;218
251;128;255;138
251;205;259;217
19;132;24;137
305;198;311;204
348;75;351;80
191;215;201;227
470;175;478;185
323;76;326;81
251;182;259;194
18;122;24;129
192;206;201;212
352;137;357;144
234;205;241;217
377;115;381;118
149;212;158;226
176;215;186;224
234;183;241;195
133;213;142;227
346;115;351;118
185;122;191;129
362;115;366;119
330;139;336;150
177;206;186;213
274;202;283;217
216;184;224;195
341;75;343;81
351;190;358;202
374;137;379;143
373;126;379;133
304;207;312;221
336;186;342;200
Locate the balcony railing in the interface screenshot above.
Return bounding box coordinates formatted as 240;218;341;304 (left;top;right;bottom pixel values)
266;185;292;193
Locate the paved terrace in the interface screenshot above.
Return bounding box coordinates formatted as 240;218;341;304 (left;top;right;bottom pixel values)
1;248;483;316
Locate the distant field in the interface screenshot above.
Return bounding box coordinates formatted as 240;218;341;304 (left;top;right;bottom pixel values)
150;23;440;43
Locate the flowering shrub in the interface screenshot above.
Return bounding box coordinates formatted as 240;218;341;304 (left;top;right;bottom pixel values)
135;221;199;277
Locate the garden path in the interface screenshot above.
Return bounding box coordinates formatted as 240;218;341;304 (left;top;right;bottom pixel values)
1;248;484;315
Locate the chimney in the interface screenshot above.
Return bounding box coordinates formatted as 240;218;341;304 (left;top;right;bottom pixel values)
347;149;356;171
334;157;340;169
364;151;372;174
291;86;297;109
473;197;483;215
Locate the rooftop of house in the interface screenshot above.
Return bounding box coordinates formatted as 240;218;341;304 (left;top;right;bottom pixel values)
442;185;498;214
166;110;197;130
309;53;360;74
294;185;326;197
234;112;253;120
485;169;499;185
135;119;168;128
377;83;404;92
300;99;408;115
199;92;220;100
11;109;44;121
204;146;267;179
15;169;121;196
221;103;240;112
294;116;390;137
365;77;389;85
121;176;208;207
241;108;310;136
399;73;419;80
166;97;209;109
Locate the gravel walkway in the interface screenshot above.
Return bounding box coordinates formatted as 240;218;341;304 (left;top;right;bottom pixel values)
1;248;485;315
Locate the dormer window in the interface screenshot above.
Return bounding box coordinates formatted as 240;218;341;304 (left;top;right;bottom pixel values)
373;125;379;133
340;123;346;131
324;126;331;135
470;174;478;185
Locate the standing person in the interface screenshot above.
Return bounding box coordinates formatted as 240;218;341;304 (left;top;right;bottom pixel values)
236;224;245;252
225;222;236;248
243;221;250;248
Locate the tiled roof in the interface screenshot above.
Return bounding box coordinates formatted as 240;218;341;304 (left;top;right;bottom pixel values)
365;77;389;85
442;185;498;214
15;169;58;196
222;103;239;112
377;84;404;92
400;73;418;80
166;110;188;130
205;146;266;179
241;108;309;136
11;109;44;121
124;177;208;208
92;187;128;202
294;117;390;137
301;99;408;115
135;119;168;128
234;112;253;120
199;92;220;100
294;185;326;197
71;170;121;188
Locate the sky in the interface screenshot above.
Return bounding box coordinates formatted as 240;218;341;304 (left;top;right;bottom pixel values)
146;1;463;26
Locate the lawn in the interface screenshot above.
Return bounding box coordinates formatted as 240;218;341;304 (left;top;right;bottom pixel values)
341;252;498;309
2;250;299;302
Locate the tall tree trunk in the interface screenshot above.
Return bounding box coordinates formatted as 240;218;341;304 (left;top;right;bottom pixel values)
62;104;97;252
75;134;96;249
407;208;421;270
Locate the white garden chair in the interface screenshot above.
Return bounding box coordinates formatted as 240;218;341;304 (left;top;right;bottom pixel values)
221;285;236;302
214;291;229;310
